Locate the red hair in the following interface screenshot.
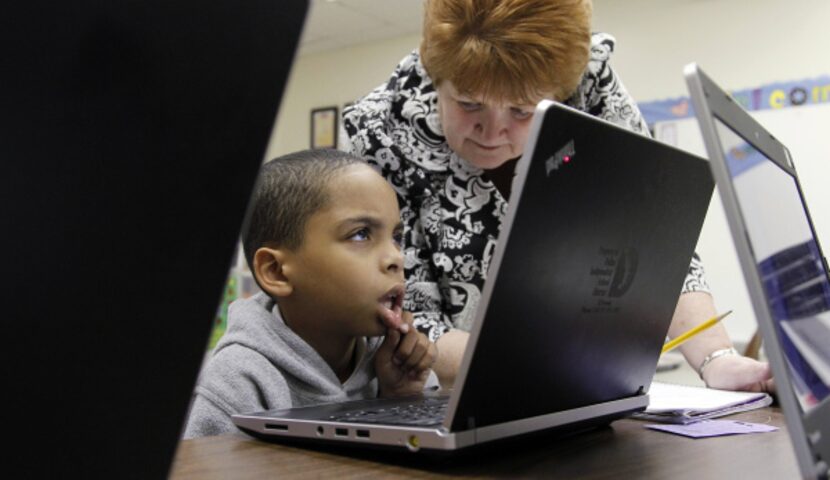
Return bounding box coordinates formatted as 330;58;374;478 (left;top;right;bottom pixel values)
420;0;593;103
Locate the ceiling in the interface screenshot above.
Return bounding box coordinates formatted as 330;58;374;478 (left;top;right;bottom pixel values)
298;0;424;55
295;0;711;56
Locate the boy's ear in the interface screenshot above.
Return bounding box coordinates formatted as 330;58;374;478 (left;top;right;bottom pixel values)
253;247;293;298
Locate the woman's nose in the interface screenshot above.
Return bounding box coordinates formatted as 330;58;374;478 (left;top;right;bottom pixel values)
476;109;508;141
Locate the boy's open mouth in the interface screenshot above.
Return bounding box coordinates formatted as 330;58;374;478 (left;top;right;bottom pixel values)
379;284;404;310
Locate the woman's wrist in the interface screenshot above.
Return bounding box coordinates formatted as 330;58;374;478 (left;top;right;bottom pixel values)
698;347;740;384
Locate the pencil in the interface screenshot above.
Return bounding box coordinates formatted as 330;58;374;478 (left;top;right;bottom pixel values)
661;310;733;354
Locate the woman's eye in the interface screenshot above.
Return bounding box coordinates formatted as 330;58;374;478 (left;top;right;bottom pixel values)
458;101;481;112
350;228;370;241
511;108;532;120
392;230;403;247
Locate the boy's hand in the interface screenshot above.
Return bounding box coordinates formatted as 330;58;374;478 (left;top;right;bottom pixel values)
375;312;437;398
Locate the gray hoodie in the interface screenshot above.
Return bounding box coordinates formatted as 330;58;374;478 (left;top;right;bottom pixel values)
183;292;383;438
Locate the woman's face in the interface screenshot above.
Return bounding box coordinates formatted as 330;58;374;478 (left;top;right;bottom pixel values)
436;81;547;170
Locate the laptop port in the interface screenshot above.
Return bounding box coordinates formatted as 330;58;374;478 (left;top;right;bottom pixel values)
356;429;370;438
335;428;348;437
264;423;288;431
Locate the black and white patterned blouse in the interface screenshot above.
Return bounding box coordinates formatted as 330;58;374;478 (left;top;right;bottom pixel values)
343;33;709;341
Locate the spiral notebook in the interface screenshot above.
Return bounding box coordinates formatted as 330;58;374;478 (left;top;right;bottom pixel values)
633;382;772;424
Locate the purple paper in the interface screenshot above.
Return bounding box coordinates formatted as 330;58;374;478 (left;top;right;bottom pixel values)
645;420;779;438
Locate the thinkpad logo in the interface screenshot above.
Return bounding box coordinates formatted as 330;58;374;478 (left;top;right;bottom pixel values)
545;139;575;176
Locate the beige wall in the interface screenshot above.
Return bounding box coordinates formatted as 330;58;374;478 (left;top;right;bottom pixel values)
591;0;830;102
266;33;421;160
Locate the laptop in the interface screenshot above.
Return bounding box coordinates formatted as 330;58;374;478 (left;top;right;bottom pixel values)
2;1;308;477
232;100;715;452
686;64;830;480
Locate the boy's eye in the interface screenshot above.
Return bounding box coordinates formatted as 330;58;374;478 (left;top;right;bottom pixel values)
458;101;481;112
392;230;403;247
349;227;370;242
511;107;532;120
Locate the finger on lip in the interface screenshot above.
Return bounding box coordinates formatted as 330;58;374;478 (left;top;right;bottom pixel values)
378;285;408;333
393;300;409;333
378;302;409;333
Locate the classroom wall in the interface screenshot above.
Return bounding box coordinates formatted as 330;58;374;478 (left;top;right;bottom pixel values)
265;33;421;160
589;0;830;102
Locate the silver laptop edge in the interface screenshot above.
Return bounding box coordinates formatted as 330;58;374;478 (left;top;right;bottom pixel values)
685;62;830;480
233;393;645;451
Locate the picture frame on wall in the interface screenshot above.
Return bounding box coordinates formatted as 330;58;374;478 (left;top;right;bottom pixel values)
310;106;338;149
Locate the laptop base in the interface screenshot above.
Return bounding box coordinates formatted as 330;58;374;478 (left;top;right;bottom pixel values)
234;394;647;453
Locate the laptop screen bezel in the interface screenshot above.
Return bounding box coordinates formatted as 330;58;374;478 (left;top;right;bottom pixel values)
686;63;830;480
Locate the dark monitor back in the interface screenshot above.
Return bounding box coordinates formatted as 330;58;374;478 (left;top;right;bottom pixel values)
1;1;308;477
451;102;714;431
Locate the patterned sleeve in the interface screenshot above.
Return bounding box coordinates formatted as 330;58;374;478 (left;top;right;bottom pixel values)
568;33;711;295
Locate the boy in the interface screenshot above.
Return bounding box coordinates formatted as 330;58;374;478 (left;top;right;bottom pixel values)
184;149;438;438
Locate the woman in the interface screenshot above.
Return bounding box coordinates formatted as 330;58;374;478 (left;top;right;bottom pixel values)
343;0;773;393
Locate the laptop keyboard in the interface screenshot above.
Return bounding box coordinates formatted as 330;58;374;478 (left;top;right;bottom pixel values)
328;396;449;427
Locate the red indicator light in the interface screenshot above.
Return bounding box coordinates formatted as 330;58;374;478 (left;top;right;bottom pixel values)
563;155;571;163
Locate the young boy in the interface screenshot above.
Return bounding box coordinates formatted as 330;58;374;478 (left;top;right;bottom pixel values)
184;149;438;438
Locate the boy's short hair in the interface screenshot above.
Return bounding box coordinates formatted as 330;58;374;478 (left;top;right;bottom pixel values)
420;0;592;103
242;149;363;271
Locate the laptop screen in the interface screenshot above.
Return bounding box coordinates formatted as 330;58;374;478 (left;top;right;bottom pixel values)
713;117;830;411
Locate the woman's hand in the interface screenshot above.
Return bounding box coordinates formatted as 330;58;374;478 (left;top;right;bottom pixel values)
702;354;776;393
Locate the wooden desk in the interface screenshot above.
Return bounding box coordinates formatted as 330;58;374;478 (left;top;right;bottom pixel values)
170;408;800;479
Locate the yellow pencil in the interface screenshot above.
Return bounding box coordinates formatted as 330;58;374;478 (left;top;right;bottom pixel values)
661;310;733;354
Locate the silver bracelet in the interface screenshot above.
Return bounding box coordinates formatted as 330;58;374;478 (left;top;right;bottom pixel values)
698;347;739;380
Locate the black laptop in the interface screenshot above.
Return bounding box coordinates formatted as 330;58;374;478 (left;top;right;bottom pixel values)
687;63;830;480
2;1;308;477
232;100;715;452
